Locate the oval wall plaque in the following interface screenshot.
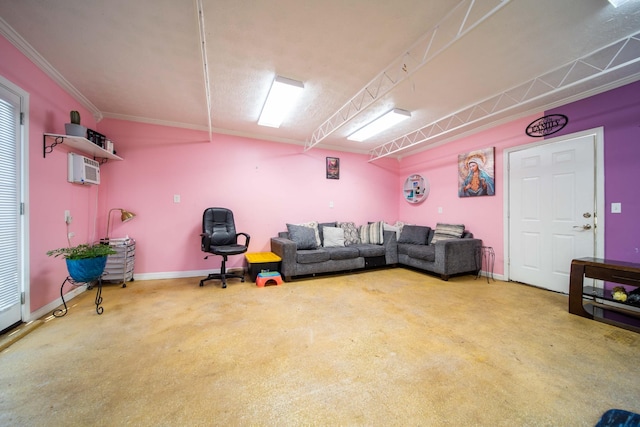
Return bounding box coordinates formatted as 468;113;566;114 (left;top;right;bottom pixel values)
525;114;568;137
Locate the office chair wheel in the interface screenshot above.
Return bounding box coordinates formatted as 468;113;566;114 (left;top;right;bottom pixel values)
199;280;204;287
222;283;227;289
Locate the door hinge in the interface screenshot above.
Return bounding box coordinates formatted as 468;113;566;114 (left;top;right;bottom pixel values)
20;112;24;125
20;202;24;215
21;292;25;304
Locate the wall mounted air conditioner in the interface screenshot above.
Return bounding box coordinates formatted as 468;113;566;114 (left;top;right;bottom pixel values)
68;153;100;185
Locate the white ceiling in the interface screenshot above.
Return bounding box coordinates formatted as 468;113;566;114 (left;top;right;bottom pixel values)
1;0;640;159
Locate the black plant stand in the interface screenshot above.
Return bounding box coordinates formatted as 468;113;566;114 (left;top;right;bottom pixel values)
53;276;103;317
475;246;495;283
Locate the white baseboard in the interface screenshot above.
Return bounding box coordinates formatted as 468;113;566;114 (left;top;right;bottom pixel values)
29;284;88;321
132;267;246;281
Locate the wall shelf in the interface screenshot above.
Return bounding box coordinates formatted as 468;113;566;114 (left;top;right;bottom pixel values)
403;174;429;204
43;133;123;161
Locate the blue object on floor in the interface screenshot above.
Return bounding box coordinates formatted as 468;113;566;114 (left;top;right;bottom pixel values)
595;409;640;427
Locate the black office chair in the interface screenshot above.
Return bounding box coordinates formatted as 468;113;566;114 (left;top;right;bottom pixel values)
200;207;250;288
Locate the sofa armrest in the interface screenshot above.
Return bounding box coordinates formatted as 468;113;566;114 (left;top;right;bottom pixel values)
270;237;297;280
434;238;482;277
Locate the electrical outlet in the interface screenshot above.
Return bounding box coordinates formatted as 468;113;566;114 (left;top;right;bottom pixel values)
611;202;622;214
64;210;72;224
173;194;181;203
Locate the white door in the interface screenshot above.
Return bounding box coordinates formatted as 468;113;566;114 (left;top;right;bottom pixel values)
0;82;24;331
508;131;601;293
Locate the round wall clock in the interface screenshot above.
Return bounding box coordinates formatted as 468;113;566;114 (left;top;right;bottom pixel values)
403;174;429;204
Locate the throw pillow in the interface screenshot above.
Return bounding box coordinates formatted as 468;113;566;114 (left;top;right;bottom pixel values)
430;223;465;243
286;224;318;250
322;226;345;247
296;221;321;247
397;225;430;245
337;221;361;246
359;221;384;245
318;221;337;246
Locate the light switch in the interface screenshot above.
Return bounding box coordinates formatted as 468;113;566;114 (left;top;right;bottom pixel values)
329;201;334;208
174;194;181;203
611;202;621;213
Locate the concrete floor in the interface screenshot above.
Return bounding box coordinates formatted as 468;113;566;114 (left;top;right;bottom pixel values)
1;268;639;426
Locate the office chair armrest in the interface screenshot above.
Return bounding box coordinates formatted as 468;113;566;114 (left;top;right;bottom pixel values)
236;232;250;247
201;232;211;251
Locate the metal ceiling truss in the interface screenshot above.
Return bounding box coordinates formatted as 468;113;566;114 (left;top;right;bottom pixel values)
304;0;511;151
196;0;213;141
368;30;640;161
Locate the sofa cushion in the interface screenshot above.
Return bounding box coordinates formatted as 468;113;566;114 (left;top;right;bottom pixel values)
407;244;436;262
337;222;361;246
359;221;384;244
351;244;386;258
397;243;410;255
431;223;465;243
322;226;345;247
398;225;430;245
286;224;318;249
296;249;331;264
323;246;360;260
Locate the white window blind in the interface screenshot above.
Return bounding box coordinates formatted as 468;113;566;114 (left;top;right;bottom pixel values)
0;92;20;312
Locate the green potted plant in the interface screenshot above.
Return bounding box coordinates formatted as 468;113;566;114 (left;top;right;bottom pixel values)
47;243;117;283
64;110;87;137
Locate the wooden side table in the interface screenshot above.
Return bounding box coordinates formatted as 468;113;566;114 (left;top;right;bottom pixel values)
569;257;640;332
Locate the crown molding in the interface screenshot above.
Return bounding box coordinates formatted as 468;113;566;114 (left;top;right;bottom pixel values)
0;17;103;122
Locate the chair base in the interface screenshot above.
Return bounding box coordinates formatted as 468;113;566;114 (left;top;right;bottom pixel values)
199;271;245;288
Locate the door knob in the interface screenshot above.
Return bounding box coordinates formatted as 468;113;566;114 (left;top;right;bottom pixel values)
573;224;592;230
583;212;592;218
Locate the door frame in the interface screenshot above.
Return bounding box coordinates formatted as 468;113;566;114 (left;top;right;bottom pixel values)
0;74;30;324
503;127;605;286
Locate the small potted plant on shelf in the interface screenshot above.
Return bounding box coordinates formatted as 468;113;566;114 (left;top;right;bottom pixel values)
47;243;117;283
64;110;87;137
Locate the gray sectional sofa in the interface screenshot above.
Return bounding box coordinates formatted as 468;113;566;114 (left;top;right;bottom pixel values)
270;222;481;281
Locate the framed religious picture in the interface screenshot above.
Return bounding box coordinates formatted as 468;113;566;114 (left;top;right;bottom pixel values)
458;147;495;197
326;157;340;179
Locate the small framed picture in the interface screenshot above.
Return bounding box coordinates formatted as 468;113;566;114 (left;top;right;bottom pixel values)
326;157;340;179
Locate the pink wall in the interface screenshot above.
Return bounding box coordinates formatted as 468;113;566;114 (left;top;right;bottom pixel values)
1;36;99;312
396;115;540;275
97;119;400;276
4;29;639;316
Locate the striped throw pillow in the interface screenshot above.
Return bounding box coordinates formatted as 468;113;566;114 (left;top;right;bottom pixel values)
430;223;465;244
359;221;384;245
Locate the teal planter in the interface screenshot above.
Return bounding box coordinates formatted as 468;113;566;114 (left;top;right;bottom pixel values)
66;256;107;283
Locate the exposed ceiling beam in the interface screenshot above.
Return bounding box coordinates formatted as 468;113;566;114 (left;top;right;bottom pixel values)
196;0;213;141
368;31;640;161
304;0;511;152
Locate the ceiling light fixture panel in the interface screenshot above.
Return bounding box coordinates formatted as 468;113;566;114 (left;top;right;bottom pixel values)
258;76;304;128
347;108;411;142
607;0;629;6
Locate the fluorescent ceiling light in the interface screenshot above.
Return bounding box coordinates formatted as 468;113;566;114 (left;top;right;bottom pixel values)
258;76;304;128
347;108;411;142
608;0;629;6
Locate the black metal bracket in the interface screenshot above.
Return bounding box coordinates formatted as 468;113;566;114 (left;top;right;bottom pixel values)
43;134;65;158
